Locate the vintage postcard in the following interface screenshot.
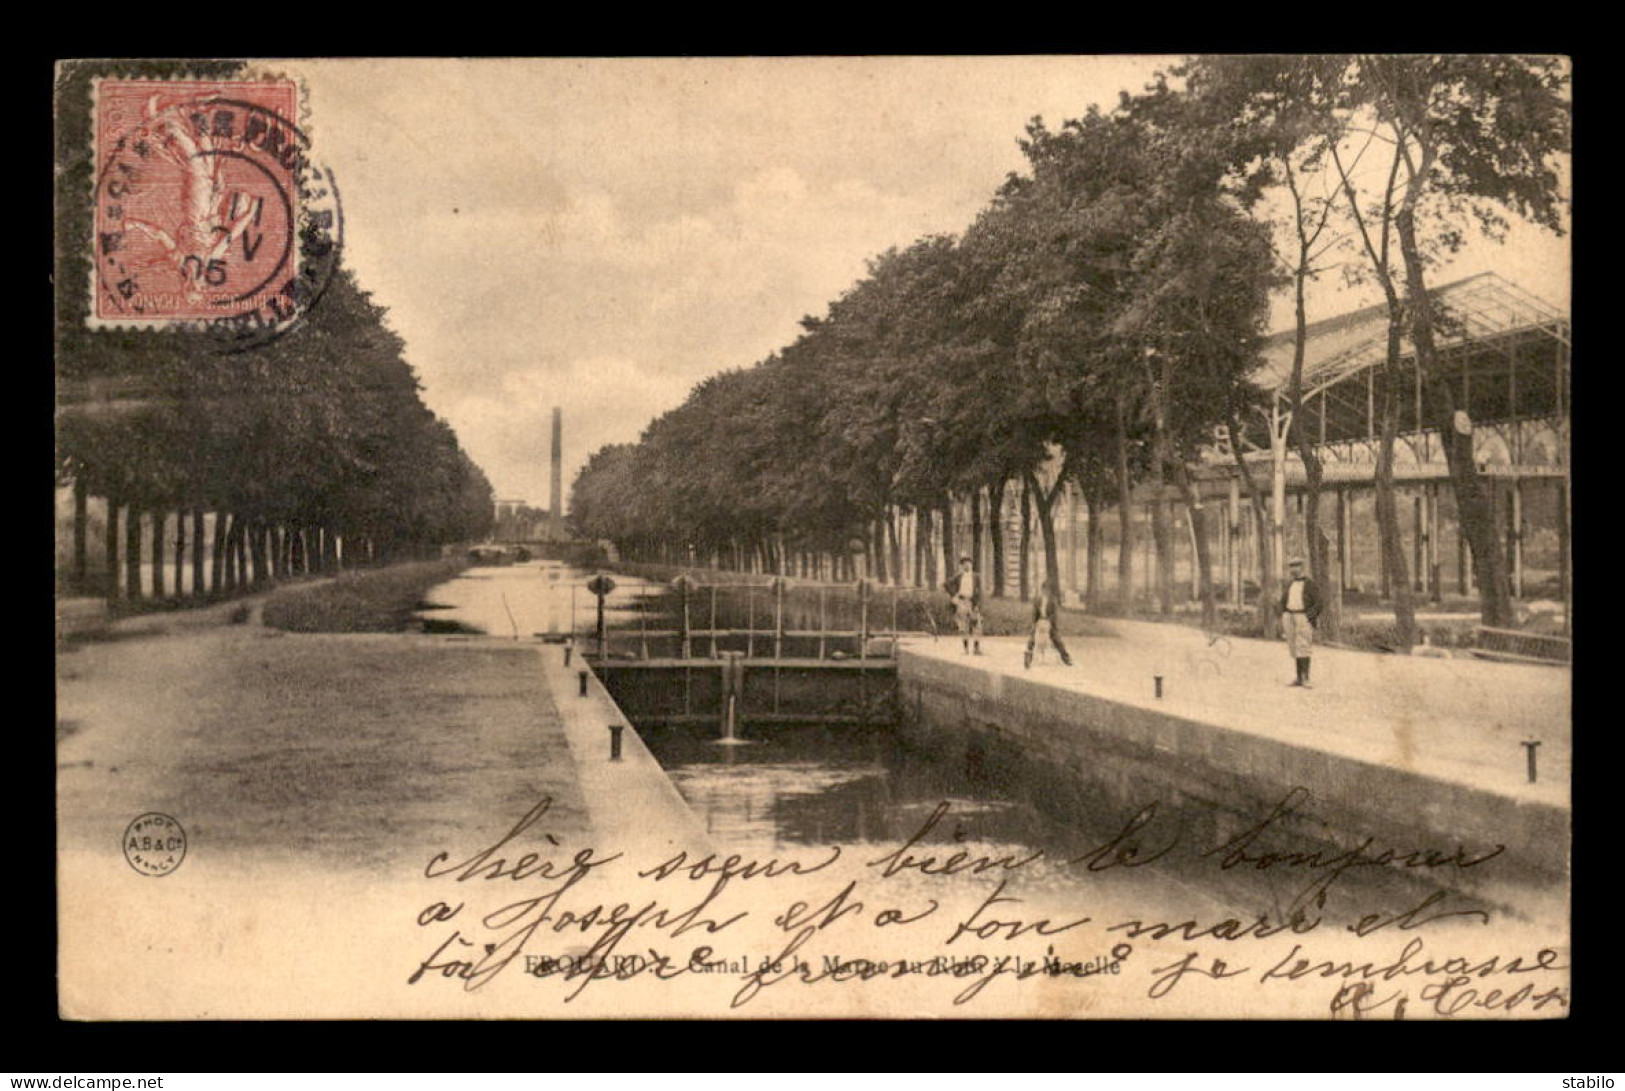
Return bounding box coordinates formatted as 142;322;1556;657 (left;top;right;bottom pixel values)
54;56;1571;1020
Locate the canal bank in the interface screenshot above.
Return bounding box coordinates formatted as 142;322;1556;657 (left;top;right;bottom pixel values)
56;573;710;1018
897;623;1569;889
423;560;1568;896
539;638;714;859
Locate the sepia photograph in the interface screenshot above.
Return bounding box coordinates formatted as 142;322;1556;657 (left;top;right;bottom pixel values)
53;55;1571;1021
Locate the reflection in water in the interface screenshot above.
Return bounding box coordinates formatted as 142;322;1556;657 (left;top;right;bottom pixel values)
415;561;668;639
650;726;1036;848
416;563;1540;927
643;722;1236;918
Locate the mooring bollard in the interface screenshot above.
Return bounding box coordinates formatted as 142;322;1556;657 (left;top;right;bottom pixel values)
578;670;589;697
609;723;624;761
1154;675;1164;700
1522;739;1540;783
587;573;616;658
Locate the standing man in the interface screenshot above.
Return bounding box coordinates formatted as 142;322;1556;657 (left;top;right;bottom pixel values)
944;555;984;656
1278;557;1323;687
1025;578;1074;668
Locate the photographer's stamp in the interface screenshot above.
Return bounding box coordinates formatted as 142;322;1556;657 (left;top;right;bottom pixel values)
122;812;187;877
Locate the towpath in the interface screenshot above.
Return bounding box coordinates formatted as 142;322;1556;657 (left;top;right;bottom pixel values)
904;617;1570;808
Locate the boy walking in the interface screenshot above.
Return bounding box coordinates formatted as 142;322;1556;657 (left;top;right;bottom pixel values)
944;556;984;656
1278;557;1323;687
1024;579;1074;668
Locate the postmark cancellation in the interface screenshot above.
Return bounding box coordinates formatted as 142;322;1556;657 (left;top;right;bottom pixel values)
88;75;342;340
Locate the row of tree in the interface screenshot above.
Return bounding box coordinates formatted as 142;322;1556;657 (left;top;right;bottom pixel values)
570;55;1568;644
56;60;495;601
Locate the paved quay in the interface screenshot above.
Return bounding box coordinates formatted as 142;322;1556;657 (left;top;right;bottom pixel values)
903;618;1569;804
898;618;1570;886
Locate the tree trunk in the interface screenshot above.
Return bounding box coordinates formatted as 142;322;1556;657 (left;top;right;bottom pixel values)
240;519;254;587
250;521;268;587
192;509;206;599
231;516;246;590
1023;470;1063;599
969;489;984;584
1375;321;1418;650
1228;416;1276;635
939;494;955;589
1151;489;1172;616
222;516;237;591
212;512;228;594
1395;207;1514;627
888;509;902;587
1301;459;1339;640
1290;383;1338;641
240;519;252;586
881;522;890;584
988;479;1007;598
103;492;120;601
1084;487;1104;610
1115;400;1136;616
922;509;937;590
1169;459;1218;631
1285;165;1339;640
72;475;88;591
1018;476;1032;602
912;512;925;589
124;504;143;601
173;508;185;597
149;510;165;599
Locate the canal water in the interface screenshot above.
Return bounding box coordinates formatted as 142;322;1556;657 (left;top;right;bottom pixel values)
415;562;1538;929
413;559;668;639
416;562;1288;923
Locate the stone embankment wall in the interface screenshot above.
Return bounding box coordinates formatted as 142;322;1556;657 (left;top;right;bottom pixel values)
897;651;1568;890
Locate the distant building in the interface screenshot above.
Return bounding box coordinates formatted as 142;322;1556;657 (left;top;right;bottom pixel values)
1232;271;1569;608
945;272;1569;618
491;500;557;542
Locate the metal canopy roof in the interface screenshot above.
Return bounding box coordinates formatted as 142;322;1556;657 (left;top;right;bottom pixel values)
1254;272;1569;400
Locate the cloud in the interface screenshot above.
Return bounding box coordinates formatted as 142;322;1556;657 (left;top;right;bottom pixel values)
395;164;965;503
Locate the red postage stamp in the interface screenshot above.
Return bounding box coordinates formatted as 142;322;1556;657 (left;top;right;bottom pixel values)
91;77;341;336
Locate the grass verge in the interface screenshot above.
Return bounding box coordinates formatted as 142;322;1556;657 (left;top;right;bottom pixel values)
262;558;468;633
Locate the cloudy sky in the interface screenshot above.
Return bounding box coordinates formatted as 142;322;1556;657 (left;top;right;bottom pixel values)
299;58;1570;511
